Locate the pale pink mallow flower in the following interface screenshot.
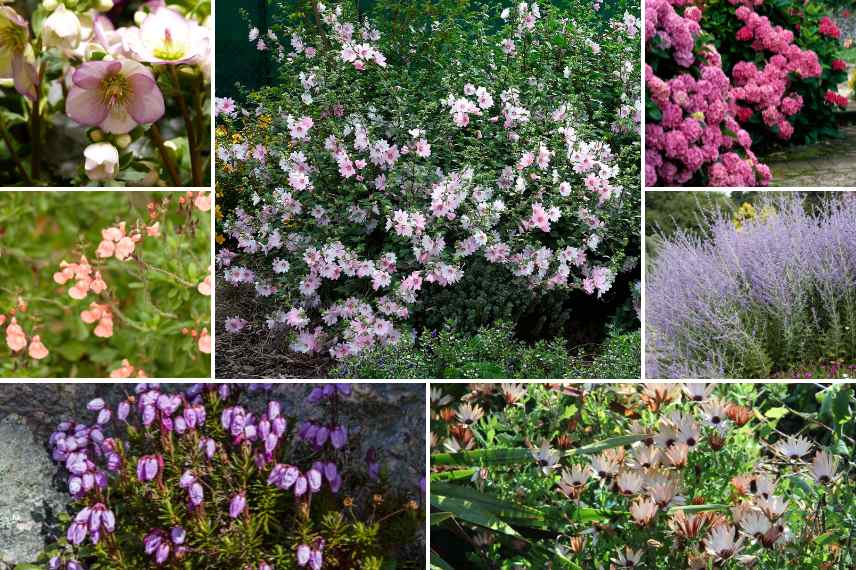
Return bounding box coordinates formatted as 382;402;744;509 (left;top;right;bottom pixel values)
0;6;38;101
66;59;165;134
194;193;211;211
126;7;210;64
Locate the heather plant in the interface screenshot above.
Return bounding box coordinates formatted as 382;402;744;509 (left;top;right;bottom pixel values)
0;0;211;186
214;0;641;368
34;383;424;569
646;193;856;379
0;192;211;378
430;382;856;569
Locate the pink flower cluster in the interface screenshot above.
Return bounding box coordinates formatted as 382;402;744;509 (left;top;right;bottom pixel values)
81;303;114;338
445;84;494;127
54;256;108;300
825;90;848;108
96;222;141;261
818;16;840;38
646;0;773;186
4;316;49;360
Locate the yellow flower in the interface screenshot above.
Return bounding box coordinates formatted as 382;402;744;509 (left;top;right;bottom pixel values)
215;204;223;220
231;133;243;144
216;126;228;138
215;234;225;244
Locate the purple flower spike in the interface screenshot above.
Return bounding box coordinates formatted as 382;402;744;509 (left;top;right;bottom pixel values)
87;398;106;411
96;408;112;425
229;491;247;519
315;426;329;447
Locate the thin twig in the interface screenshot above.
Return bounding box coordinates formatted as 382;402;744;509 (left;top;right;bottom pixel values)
150;123;182;186
168;65;202;186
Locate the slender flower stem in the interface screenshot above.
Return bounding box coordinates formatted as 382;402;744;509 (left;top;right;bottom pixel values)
150;123;182;186
0;113;33;185
169;65;202;187
30;62;46;182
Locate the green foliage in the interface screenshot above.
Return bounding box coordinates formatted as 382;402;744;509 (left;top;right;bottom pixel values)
332;322;640;379
0;192;210;378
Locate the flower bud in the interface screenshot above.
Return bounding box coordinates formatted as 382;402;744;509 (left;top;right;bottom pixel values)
113;133;132;149
95;0;114;12
43;5;82;50
84;142;119;181
43;0;58;9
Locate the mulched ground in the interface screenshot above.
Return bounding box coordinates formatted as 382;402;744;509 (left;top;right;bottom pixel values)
215;278;333;379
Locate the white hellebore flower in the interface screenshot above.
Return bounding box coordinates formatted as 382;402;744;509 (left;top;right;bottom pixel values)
43;5;82;50
84;142;120;181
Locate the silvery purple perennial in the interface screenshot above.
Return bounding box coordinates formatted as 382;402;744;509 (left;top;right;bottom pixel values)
647;194;856;378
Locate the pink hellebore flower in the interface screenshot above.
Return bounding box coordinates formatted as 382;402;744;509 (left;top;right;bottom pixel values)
127;8;210;64
66;59;165;134
0;6;38;100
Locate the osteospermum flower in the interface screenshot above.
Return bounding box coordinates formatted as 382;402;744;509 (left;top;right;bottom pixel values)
773;435;812;460
630;497;658;526
455;402;484;426
531;440;561;474
66;59;165;134
811;450;838;485
705;524;744;561
127;7;210;64
611;546;643;568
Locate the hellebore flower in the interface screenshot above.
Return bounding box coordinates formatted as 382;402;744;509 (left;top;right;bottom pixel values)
127;7;210;64
136;454;162;482
66;59;165;134
84;142;120;181
229;491;247;518
42;5;82;50
0;6;38;100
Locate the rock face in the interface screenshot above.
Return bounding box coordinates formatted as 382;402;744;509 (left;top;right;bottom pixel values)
0;414;68;567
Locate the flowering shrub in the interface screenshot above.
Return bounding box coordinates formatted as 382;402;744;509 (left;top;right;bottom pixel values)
36;383;424;569
646;193;856;379
645;0;848;186
0;192;211;378
0;0;210;186
215;0;641;365
430;382;856;569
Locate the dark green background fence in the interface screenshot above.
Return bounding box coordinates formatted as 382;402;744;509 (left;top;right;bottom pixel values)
215;0;634;101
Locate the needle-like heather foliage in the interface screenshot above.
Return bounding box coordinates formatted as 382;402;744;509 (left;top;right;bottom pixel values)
647;194;856;379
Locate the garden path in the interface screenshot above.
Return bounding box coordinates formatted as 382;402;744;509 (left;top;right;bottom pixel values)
762;65;856;187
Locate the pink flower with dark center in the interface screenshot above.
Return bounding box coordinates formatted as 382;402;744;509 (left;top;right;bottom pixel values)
66;59;165;134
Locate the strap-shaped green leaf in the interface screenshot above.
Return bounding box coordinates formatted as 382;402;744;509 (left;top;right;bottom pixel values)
430;551;456;570
430;494;524;537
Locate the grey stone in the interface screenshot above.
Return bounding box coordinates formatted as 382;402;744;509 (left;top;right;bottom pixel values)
0;414;68;566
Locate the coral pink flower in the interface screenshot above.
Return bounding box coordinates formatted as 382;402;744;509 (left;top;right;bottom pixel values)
146;222;161;237
110;359;135;378
197;269;212;296
194;193;211;211
197;328;211;353
28;335;48;360
5;318;26;353
66;59;165;134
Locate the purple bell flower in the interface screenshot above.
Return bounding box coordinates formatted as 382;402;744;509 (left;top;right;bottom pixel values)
136;455;162;482
87;398;105;411
229;491;247;518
